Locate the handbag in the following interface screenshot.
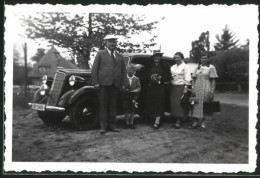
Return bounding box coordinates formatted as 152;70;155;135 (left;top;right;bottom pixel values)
180;89;192;107
203;101;220;114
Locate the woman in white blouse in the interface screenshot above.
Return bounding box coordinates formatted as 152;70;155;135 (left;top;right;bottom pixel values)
170;52;192;129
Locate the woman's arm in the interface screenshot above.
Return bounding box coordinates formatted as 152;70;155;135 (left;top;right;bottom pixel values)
209;65;218;100
211;78;216;94
208;78;216;101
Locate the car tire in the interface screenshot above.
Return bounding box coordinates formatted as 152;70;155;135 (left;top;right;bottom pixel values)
37;111;66;124
69;96;98;131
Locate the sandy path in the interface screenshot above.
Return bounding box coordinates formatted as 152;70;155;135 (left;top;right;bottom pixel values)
214;93;248;107
12;100;248;163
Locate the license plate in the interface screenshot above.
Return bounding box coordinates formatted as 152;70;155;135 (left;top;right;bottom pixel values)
31;103;45;111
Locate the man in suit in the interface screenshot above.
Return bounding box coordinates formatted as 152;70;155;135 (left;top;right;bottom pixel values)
91;35;128;134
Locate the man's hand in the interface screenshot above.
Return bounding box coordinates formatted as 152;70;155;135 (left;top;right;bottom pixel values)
122;86;128;92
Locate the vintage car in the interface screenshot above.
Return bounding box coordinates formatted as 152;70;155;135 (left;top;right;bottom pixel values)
29;53;175;130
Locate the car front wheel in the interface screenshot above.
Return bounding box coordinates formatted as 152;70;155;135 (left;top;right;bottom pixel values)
69;96;98;131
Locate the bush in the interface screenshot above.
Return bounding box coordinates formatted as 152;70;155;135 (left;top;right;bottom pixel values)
210;48;249;83
13;93;33;109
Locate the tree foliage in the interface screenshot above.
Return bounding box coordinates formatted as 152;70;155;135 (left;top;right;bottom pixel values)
210;47;249;84
21;13;159;68
13;45;22;65
190;31;211;63
214;25;239;51
31;48;45;62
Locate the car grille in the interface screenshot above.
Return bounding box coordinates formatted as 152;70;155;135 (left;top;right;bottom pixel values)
48;72;66;105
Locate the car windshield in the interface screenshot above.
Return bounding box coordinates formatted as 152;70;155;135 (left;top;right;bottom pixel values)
123;56;130;66
131;56;175;66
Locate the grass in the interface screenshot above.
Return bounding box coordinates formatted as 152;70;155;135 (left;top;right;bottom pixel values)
13;93;33;109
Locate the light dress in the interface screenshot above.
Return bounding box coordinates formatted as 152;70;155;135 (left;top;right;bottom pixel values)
192;65;218;119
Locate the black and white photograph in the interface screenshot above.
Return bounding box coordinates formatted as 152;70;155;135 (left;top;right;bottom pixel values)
4;4;258;173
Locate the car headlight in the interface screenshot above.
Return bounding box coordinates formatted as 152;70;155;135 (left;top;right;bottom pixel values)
69;75;76;86
42;75;47;84
39;84;49;96
40;90;45;95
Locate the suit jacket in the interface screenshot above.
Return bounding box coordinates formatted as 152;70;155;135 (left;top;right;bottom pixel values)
127;76;141;93
123;76;141;100
91;49;128;89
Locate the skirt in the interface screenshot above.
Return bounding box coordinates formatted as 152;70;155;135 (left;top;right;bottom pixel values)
170;85;188;118
145;83;165;118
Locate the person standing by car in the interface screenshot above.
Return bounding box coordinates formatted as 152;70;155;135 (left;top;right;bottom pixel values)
189;53;218;131
170;52;192;129
122;64;141;129
143;51;171;129
91;35;128;134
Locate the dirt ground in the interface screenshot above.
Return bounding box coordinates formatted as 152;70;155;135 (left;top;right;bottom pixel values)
12;93;248;163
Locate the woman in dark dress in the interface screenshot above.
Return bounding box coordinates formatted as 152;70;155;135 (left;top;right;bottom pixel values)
143;52;171;129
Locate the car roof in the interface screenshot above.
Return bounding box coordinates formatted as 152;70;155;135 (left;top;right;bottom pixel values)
58;68;91;75
123;53;173;60
123;53;175;66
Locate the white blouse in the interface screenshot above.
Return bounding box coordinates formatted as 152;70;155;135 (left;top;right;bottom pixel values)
170;62;191;85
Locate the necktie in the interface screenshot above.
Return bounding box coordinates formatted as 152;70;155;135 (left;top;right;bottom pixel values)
111;50;116;63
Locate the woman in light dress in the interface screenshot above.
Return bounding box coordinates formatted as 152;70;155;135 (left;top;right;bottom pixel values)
189;53;218;131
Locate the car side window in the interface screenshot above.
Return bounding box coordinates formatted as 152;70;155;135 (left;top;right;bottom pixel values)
164;59;175;66
130;58;149;78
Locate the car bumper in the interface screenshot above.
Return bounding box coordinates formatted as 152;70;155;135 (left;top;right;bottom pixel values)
28;103;65;112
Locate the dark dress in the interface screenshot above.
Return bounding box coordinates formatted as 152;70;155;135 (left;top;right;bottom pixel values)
143;61;171;119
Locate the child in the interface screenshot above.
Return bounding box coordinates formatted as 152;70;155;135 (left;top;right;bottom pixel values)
122;64;141;129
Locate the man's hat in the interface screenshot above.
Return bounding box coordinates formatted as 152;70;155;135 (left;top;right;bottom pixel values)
152;50;164;57
103;35;118;40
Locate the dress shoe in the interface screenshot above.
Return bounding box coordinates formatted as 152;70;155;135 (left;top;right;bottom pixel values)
111;128;120;132
172;123;180;129
153;124;159;129
188;123;198;129
99;130;106;134
199;123;206;132
124;124;129;129
129;125;135;129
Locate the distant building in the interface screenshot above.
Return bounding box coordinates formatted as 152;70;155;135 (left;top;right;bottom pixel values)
28;47;78;85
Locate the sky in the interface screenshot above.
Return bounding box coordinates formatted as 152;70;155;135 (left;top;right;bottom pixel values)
5;4;258;64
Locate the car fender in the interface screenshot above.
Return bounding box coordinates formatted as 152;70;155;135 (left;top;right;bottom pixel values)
32;88;48;103
68;86;96;105
58;89;75;107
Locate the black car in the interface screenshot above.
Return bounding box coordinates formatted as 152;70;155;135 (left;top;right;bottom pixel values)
29;53;174;130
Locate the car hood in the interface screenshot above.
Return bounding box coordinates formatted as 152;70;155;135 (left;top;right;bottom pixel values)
58;69;91;76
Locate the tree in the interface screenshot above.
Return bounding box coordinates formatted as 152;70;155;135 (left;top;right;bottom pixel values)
214;25;239;51
21;13;159;69
190;31;210;63
13;45;32;85
13;46;23;85
31;48;45;63
210;47;249;92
